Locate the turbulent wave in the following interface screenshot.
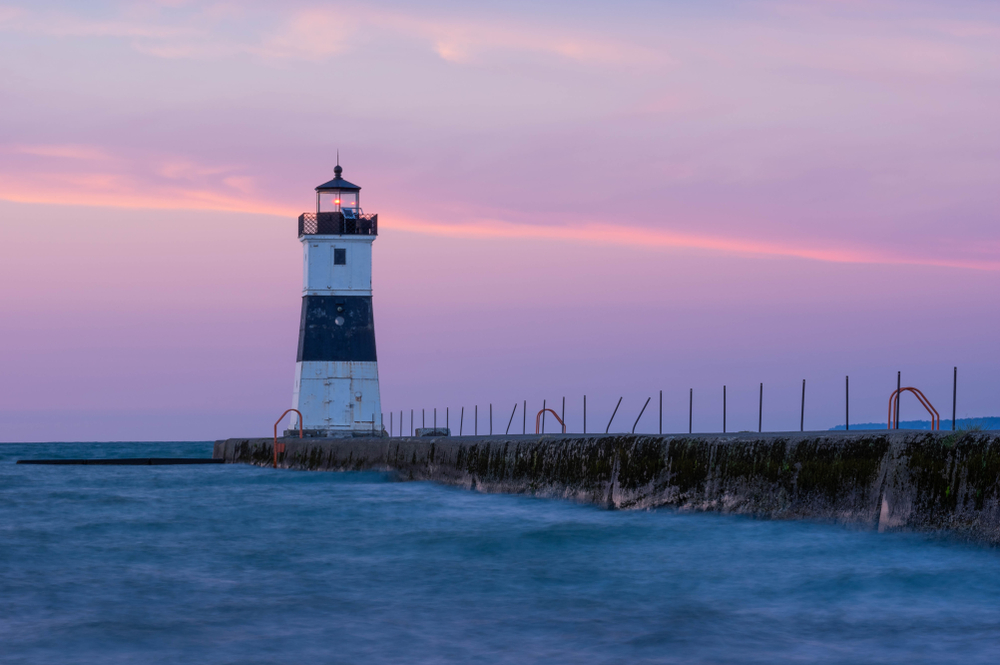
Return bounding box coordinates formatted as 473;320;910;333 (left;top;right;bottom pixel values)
3;441;1000;664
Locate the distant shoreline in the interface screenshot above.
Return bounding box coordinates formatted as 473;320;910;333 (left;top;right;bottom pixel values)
830;417;1000;431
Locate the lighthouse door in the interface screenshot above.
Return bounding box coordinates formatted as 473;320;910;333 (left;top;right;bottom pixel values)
325;377;353;428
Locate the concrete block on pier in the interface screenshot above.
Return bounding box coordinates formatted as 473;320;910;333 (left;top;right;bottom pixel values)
415;428;450;437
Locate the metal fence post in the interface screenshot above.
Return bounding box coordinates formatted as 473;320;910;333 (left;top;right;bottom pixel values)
633;397;651;434
542;399;547;434
895;371;901;429
434;408;437;429
689;389;693;434
606;397;622;434
475;405;478;436
758;383;763;433
490;404;493;435
800;379;806;432
952;366;957;431
523;400;526;434
583;395;587;434
410;409;413;436
460;406;464;436
723;385;727;433
845;376;849;431
659;390;663;435
506;403;517;435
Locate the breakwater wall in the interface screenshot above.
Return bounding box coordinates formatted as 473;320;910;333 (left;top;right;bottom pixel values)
215;430;1000;543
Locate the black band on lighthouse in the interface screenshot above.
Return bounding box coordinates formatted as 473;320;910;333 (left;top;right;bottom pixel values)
297;296;377;362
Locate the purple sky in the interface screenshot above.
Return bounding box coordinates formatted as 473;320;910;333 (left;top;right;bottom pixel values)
1;0;999;441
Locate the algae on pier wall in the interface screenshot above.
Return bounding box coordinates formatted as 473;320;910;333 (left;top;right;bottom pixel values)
214;430;1000;543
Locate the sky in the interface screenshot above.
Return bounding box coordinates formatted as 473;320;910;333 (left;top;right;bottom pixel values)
1;0;999;441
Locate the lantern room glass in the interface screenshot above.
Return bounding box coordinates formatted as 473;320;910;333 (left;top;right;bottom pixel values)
318;190;359;214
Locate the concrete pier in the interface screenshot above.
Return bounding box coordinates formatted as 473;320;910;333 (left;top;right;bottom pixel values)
215;430;1000;543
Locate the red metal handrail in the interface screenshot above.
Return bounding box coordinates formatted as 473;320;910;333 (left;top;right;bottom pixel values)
887;387;940;431
535;409;566;434
273;408;303;468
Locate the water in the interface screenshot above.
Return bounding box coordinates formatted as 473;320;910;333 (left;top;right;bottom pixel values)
3;442;1000;664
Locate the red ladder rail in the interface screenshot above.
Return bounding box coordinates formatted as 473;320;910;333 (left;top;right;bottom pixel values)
535;409;566;434
887;387;940;431
273;409;304;468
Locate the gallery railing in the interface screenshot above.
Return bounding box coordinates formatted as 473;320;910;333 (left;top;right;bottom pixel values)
298;212;378;237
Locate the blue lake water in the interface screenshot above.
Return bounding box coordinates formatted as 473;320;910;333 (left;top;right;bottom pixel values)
3;441;1000;664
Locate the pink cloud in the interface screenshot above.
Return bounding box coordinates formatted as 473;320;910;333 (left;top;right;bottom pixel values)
0;143;292;215
932;20;1000;40
1;138;997;274
384;214;1000;273
12;144;114;160
0;3;672;66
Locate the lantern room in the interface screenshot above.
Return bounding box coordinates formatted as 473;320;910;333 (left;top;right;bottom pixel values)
316;164;361;215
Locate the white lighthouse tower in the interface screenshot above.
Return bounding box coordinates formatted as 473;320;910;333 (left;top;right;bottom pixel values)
291;163;383;436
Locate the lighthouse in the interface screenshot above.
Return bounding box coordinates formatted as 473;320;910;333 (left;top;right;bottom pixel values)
291;163;382;436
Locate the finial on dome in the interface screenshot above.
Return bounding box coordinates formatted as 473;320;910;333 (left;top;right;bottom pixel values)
315;155;360;192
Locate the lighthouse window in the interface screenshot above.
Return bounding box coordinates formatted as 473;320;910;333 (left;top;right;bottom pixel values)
334;248;346;265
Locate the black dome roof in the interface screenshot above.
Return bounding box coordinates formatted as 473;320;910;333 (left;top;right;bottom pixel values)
315;164;361;191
